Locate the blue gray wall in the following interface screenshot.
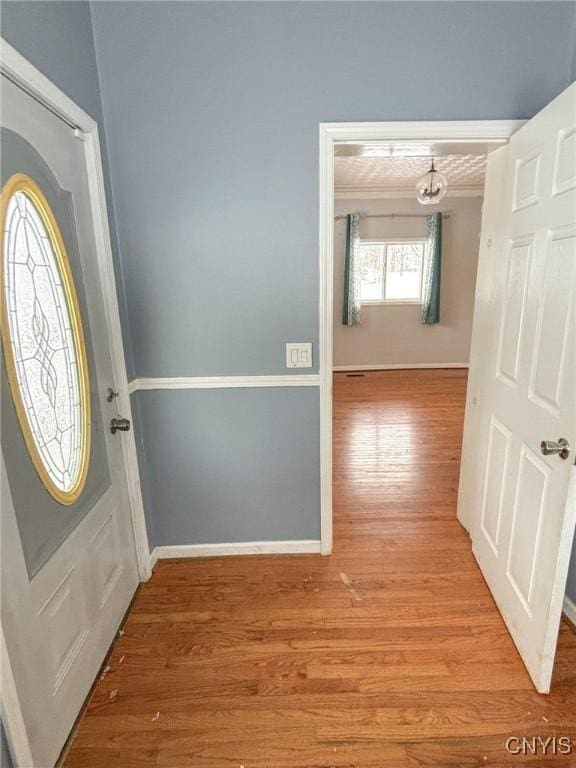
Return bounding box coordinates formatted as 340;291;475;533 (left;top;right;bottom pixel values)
89;1;576;553
133;388;320;546
90;0;576;379
2;1;102;119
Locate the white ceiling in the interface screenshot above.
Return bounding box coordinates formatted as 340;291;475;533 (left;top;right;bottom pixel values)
334;154;487;196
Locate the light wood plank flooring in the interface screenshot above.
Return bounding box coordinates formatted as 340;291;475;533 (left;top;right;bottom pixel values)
64;369;576;767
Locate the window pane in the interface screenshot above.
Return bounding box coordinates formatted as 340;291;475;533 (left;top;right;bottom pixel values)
2;180;89;501
384;243;424;300
359;244;384;300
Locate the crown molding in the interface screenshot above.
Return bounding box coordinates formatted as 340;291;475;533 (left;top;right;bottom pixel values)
334;185;484;200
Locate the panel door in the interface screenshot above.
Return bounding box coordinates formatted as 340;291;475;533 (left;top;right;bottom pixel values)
460;83;576;693
1;77;139;765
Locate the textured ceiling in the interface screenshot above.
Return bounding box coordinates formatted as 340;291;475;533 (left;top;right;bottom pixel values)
334;154;487;192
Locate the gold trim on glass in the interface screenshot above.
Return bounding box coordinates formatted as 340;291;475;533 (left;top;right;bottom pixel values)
1;173;91;505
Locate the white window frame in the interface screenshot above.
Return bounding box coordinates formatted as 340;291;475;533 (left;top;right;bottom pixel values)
358;237;427;305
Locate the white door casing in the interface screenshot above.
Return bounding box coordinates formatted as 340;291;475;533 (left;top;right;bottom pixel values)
456;147;508;535
459;83;576;693
0;42;149;767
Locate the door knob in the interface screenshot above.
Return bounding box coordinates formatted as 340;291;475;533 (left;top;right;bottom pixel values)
110;417;131;435
540;438;570;460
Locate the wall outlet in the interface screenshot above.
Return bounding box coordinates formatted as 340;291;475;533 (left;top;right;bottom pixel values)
286;342;312;369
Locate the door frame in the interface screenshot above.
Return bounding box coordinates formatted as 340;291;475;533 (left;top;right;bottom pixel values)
318;119;524;555
0;38;151;765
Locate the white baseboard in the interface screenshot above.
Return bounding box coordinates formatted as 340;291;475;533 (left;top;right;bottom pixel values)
150;539;322;567
333;363;469;372
564;595;576;627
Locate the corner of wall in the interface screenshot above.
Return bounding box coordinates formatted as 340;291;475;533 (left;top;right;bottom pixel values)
129;391;156;550
86;0;136;380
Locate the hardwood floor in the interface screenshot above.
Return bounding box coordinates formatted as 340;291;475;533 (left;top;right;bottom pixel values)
64;370;576;767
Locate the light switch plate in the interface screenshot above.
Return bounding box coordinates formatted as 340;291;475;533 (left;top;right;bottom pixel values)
286;342;312;369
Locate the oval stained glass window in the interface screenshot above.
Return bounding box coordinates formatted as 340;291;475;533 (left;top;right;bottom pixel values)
1;174;90;504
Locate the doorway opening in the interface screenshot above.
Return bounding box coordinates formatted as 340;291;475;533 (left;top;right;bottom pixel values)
319;120;523;554
318;120;520;552
319;112;576;694
330;144;487;606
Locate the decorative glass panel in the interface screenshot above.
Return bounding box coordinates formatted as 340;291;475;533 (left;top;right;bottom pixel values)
1;174;90;505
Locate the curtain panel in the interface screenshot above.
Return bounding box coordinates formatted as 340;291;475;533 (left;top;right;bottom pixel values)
421;212;442;325
342;213;361;327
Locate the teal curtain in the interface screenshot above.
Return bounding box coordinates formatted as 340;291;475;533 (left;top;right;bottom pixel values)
342;213;361;326
421;212;442;325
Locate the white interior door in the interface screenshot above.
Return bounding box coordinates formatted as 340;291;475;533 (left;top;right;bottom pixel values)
458;83;576;693
1;76;139;764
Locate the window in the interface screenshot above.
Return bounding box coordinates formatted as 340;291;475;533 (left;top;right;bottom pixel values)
358;241;426;303
1;174;90;505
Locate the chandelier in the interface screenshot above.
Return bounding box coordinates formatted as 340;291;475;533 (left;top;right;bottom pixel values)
416;160;448;205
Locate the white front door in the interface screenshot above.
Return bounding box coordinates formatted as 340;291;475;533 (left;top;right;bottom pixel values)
1;76;140;764
459;83;576;693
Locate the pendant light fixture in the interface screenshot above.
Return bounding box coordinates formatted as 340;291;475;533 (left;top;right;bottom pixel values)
416;159;448;205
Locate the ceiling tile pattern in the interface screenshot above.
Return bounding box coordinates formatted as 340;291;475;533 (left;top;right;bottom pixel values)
335;154;487;191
